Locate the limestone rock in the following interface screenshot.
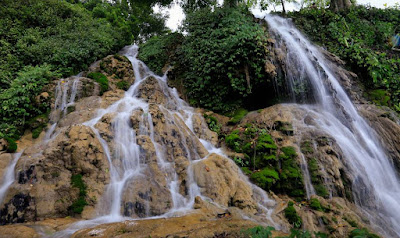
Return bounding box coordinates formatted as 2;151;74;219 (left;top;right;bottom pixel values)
0;125;110;224
193;154;257;214
358;104;400;175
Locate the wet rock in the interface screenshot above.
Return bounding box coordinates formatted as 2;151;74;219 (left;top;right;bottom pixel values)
0;153;13;179
91;54;136;90
0;193;36;225
0;224;40;238
358;104;400;176
0;125;110;223
137;77;169;106
0;139;8;152
71;210;260;238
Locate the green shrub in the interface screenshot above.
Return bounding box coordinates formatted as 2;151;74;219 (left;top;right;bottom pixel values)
87;72;109;94
225;130;242;152
139;33;184;75
180;7;271;112
0;0;142;140
0;65;59;136
203;114;221;134
284;201;302;229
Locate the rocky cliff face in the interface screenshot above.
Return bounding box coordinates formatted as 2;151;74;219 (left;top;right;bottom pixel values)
0;52;284;237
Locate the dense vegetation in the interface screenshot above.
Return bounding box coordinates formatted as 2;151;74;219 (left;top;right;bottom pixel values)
287;6;400;110
139;7;277;112
0;0;169;141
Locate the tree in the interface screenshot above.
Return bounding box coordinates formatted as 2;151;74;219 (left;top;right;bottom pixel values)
329;0;352;11
261;0;298;14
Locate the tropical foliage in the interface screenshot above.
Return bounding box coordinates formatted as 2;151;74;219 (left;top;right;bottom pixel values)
287;6;400;110
0;0;169;140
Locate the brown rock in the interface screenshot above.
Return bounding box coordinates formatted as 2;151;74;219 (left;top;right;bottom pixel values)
193;154;257;214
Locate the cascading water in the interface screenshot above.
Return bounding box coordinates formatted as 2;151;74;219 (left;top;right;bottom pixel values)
0;153;23;205
262;14;400;237
45;77;80;141
51;45;277;237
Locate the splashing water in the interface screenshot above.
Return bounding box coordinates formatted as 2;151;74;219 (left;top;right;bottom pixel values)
263;14;400;237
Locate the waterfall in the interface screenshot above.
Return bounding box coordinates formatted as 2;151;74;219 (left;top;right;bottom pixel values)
51;45;276;237
46;77;80;141
0;153;23;205
263;14;400;237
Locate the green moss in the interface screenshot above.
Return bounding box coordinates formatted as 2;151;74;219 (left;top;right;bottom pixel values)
228;108;248;125
70;197;87;214
116;81;129;90
307;158;329;198
278;147;305;199
256;133;277;152
280;146;297;159
69;174;87;214
250;168;279;190
310;198;323;211
301;141;313;154
5;137;17;153
344;217;358;228
87;72;109;94
284;201;302;229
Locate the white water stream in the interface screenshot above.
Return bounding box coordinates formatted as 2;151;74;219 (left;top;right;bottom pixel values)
0;153;23;205
263;14;400;237
45;77;80;141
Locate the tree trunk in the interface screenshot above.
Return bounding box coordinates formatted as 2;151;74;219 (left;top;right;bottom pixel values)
281;0;286;14
330;0;352;12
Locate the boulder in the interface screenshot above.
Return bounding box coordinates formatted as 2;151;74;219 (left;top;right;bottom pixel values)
193;154;258;214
